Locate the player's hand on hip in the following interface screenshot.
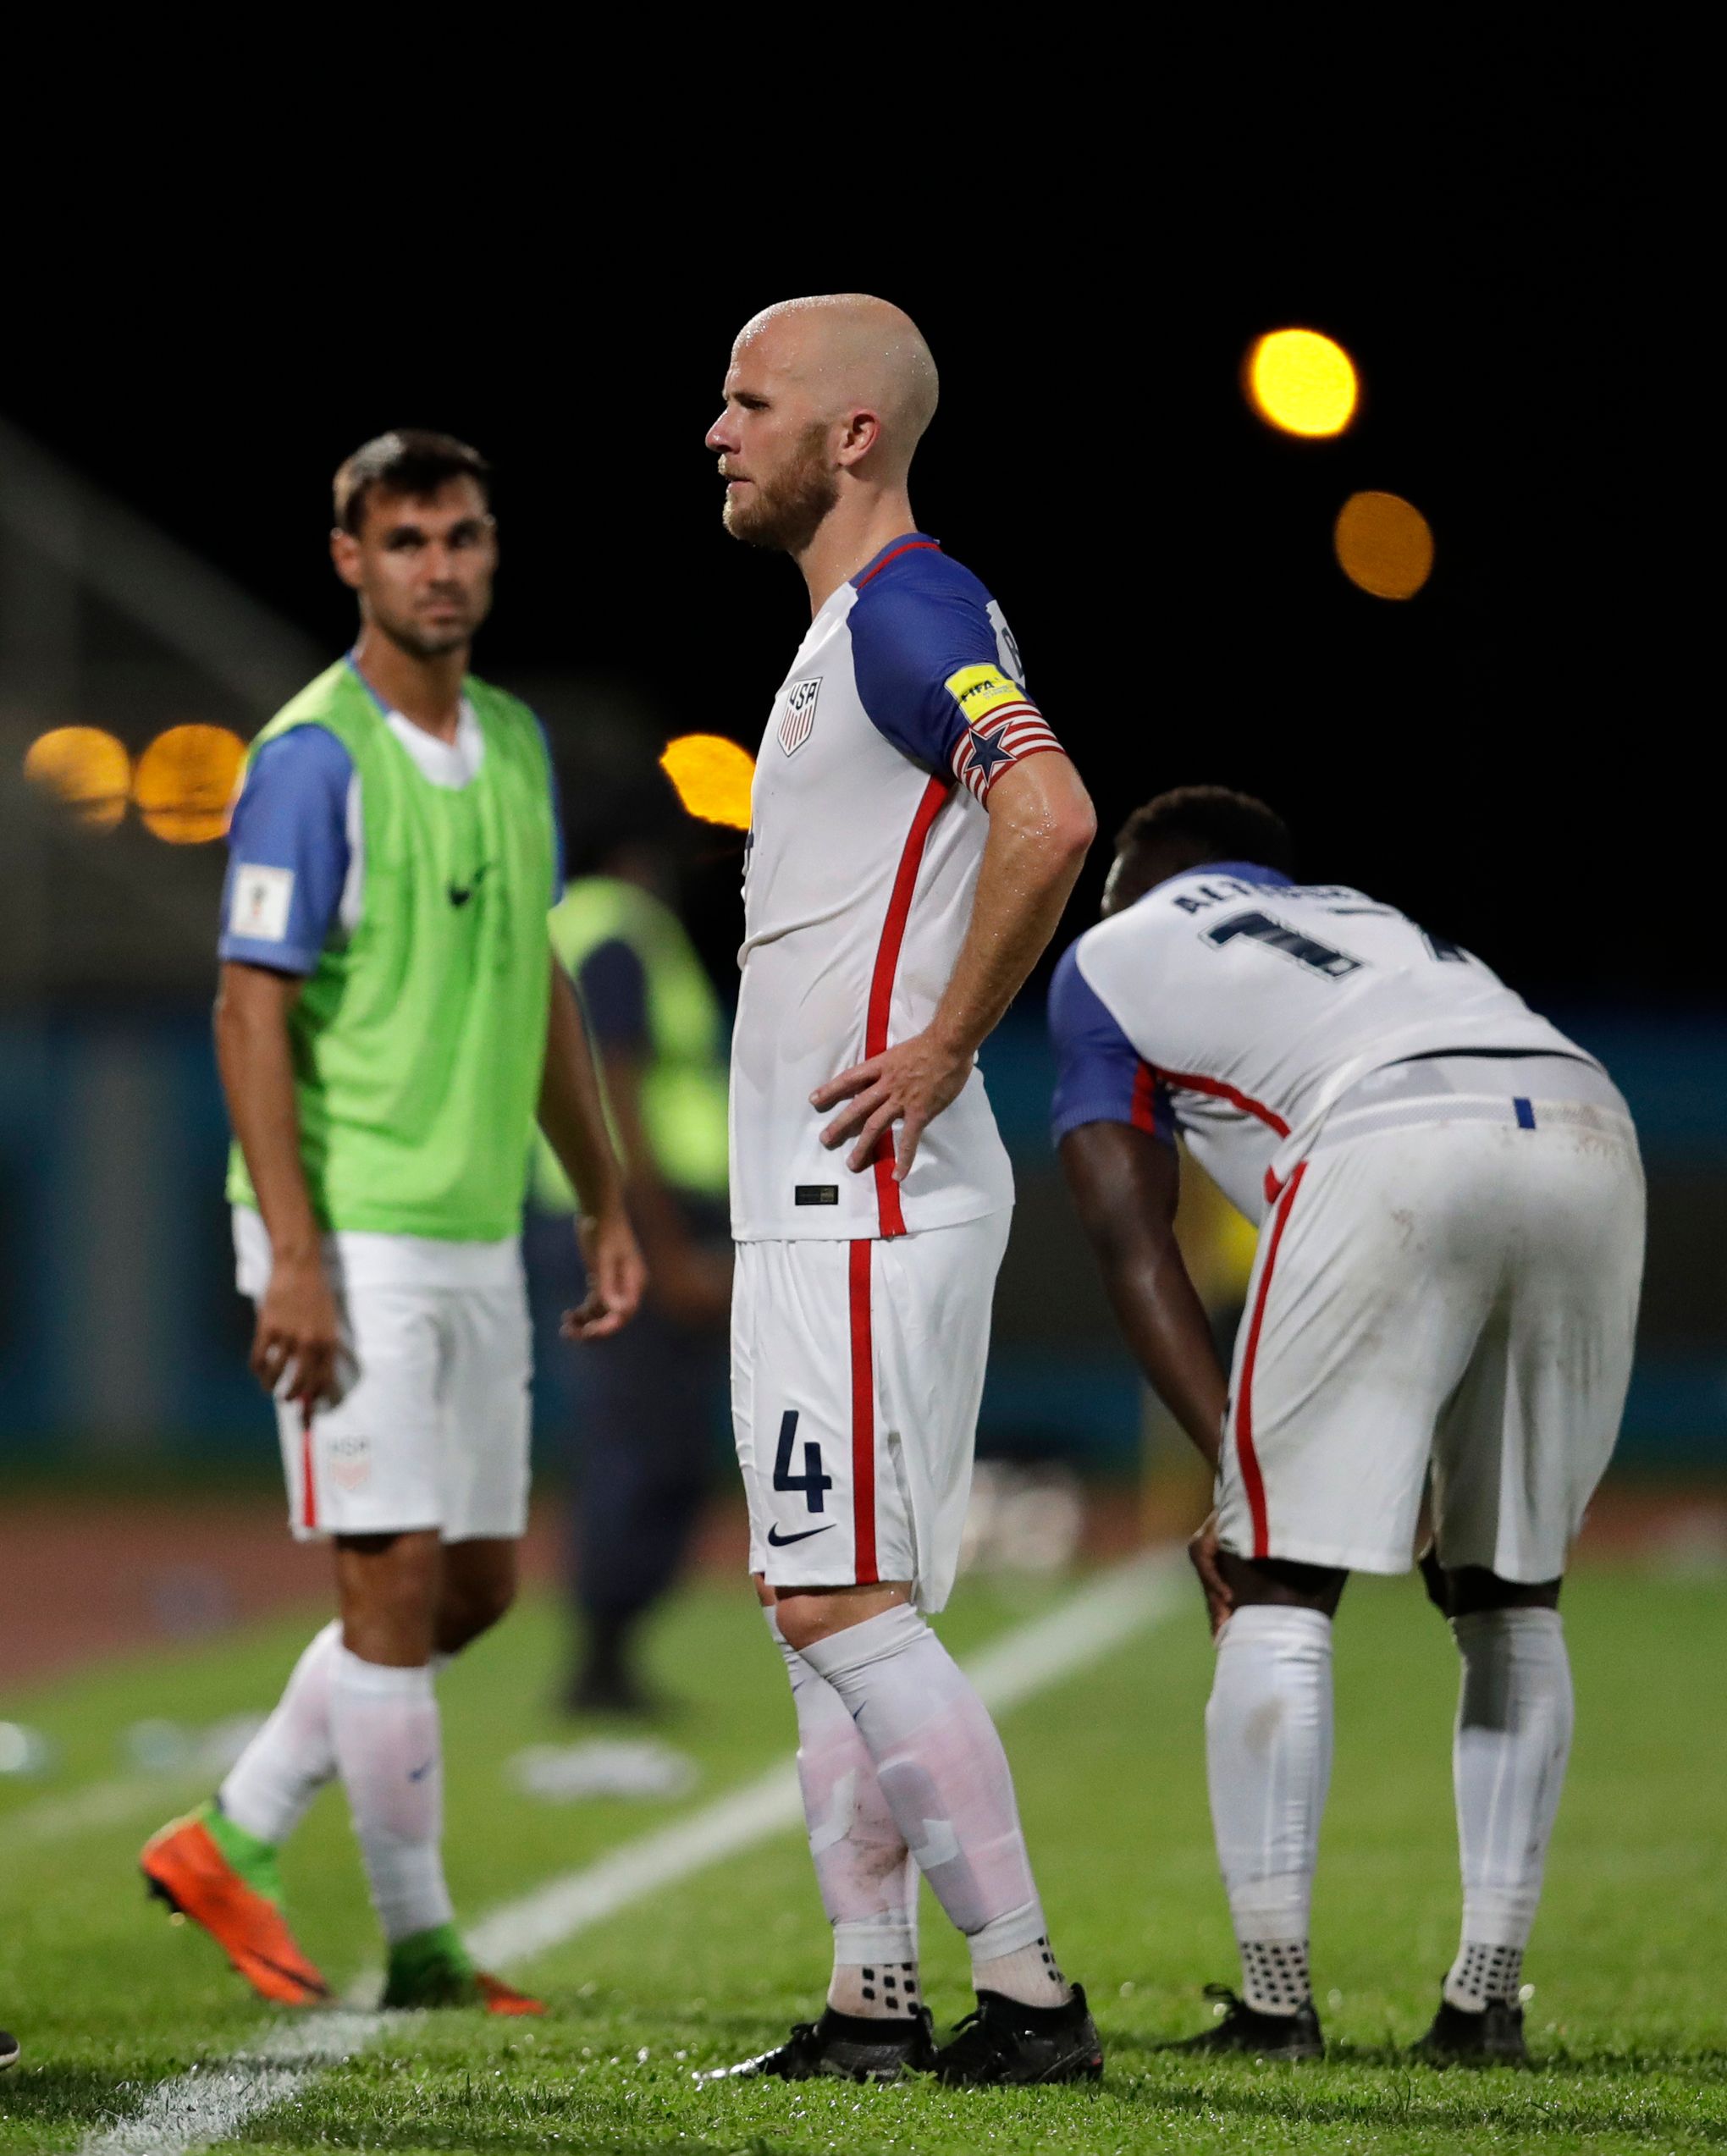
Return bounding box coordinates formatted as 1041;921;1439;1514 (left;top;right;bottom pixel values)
252;1253;343;1409
1188;1510;1234;1639
812;1030;972;1182
563;1205;648;1342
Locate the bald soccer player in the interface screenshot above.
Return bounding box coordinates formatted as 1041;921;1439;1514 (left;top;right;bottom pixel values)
701;296;1104;2087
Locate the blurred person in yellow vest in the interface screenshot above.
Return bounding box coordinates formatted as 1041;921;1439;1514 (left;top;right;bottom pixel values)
530;783;732;1712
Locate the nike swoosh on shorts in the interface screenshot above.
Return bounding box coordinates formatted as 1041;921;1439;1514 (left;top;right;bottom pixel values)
766;1524;835;1547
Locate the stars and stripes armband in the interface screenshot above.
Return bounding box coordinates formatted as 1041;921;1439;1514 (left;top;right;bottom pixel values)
941;663;1066;803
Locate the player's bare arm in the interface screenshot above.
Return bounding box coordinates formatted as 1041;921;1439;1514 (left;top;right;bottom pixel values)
1058;1117;1234;1633
814;753;1095;1178
599;1045;731;1327
214;958;342;1408
538;955;647;1341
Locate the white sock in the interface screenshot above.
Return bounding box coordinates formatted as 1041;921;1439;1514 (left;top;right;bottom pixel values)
765;1608;920;2021
328;1646;453;1944
218;1620;341;1846
1206;1604;1333;2015
1444;1607;1573;2011
799;1603;1070;2009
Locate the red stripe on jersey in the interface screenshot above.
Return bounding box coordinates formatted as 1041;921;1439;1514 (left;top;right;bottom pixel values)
1153;1065;1290;1136
866;775;949;1236
300;1406;318;1531
848;1239;879;1584
855;540;941;589
1130;1060;1161;1133
1234;1161;1306;1559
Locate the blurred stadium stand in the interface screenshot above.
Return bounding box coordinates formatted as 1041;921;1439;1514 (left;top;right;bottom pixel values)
3;418;1720;1475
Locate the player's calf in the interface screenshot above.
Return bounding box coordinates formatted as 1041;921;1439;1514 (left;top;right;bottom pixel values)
1203;1600;1334;2043
1433;1598;1570;2068
433;1536;518;1656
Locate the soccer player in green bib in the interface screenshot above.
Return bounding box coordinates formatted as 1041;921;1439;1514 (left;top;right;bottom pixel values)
143;432;646;2014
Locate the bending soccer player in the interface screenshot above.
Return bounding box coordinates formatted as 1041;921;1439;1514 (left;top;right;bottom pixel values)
703;296;1102;2087
143;432;644;2012
1051;787;1645;2065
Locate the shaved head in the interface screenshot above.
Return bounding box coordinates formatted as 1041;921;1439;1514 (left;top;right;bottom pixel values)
731;294;939;477
708;293;940;564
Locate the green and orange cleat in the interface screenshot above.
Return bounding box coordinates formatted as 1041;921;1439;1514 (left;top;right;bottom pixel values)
141;1802;332;2009
380;1924;543;2015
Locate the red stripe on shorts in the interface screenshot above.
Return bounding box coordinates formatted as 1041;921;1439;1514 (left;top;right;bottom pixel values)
1234;1161;1306;1560
865;775;950;1236
848;1239;879;1585
300;1406;318;1531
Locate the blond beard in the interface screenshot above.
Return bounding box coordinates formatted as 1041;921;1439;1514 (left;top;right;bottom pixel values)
723;422;839;553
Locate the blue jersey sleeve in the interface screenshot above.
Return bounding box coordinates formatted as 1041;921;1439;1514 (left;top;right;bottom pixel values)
848;547;1063;803
218;725;353;974
1048;944;1174;1149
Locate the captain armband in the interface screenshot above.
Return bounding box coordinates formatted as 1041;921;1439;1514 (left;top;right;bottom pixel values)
941;664;1065;803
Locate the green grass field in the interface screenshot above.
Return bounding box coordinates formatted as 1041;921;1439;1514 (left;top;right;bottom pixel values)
3;1560;1724;2153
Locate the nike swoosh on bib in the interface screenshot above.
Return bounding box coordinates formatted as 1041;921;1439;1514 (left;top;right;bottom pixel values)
449;863;494;907
766;1523;835;1547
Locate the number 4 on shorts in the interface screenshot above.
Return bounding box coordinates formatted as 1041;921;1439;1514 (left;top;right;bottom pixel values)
773;1410;834;1514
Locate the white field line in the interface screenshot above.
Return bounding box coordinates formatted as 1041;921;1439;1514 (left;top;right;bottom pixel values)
77;1551;1184;2155
0;1770;207;1858
79;2014;383;2156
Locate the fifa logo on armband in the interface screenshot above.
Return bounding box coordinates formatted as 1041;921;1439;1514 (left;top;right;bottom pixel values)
777;678;821;757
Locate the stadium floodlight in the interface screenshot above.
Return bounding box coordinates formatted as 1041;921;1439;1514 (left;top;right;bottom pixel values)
1333;489;1434;598
1247;328;1359;438
22;725;132;830
659;732;755;830
133;724;246;843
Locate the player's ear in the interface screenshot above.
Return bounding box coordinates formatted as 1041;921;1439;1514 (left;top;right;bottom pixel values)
330;527;364;591
835;406;883;469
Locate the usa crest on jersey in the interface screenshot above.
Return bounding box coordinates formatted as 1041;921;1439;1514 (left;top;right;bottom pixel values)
778;677;820;756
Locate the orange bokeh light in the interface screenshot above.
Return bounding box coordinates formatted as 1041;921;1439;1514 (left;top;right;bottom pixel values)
659;733;755;830
133;724;247;843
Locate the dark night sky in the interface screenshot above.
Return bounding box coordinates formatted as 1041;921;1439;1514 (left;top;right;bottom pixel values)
7;93;1686;1011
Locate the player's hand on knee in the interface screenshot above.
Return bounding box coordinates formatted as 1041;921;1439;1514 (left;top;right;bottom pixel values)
253;1255;342;1408
1188;1511;1233;1638
563;1206;648;1341
812;1031;971;1180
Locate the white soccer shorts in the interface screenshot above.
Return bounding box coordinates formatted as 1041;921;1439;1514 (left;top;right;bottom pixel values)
268;1277;533;1544
731;1210;1012;1613
1215;1098;1645;1580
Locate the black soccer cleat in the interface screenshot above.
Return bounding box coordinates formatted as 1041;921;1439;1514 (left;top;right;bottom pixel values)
0;2026;18;2071
932;1984;1104;2086
702;2003;937;2082
1410;1994;1528;2066
1164;1983;1324;2060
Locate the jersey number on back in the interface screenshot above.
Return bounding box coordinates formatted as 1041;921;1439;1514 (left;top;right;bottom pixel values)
1206;910;1361;979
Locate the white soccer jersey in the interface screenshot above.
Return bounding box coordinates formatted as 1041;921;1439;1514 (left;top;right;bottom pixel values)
731;533;1064;1241
1050;861;1592;1221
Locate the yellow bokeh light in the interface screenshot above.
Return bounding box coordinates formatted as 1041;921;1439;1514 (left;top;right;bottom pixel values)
659;732;755;831
133;724;247;843
1247;328;1359;438
1333;490;1434;600
22;726;132;830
